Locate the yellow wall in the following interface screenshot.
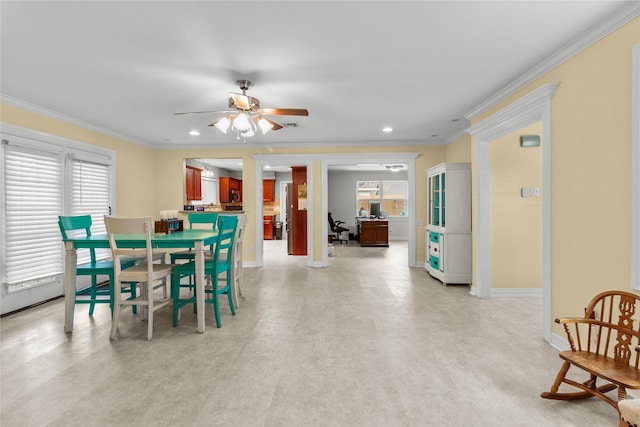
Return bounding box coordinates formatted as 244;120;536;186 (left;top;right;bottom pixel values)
445;133;472;163
0;103;157;218
470;17;640;326
490;122;542;289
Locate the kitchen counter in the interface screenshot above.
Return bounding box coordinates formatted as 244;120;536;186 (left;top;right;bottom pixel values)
179;210;245;214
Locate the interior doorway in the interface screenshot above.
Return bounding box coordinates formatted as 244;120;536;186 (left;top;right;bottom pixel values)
254;153;418;268
468;83;558;343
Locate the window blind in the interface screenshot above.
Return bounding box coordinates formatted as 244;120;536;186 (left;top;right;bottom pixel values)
3;146;64;285
69;158;111;262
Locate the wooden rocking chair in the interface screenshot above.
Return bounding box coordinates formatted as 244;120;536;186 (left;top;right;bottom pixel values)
541;290;640;426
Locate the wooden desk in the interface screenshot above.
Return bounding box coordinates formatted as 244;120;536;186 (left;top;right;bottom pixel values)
357;219;389;247
62;229;217;334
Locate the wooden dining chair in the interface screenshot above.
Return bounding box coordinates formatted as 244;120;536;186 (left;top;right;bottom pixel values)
230;214;246;309
171;215;238;328
105;216;175;340
58;215;137;316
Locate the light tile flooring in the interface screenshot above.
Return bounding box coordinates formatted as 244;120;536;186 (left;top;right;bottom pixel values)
1;240;617;426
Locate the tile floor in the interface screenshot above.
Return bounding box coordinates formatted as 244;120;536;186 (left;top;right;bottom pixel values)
1;240;618;426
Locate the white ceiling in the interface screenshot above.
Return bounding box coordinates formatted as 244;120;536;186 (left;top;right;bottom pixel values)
1;1;635;149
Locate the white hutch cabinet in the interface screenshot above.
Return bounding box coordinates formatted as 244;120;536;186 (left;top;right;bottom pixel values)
425;163;472;285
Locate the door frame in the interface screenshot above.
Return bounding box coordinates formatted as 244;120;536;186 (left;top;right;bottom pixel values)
467;83;558;343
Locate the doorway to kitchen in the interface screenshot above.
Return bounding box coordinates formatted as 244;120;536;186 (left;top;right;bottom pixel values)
254;153;418;269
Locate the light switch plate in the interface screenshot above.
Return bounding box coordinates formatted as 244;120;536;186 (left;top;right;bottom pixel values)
521;187;529;198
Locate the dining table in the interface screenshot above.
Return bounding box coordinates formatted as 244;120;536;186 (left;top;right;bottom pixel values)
62;229;218;334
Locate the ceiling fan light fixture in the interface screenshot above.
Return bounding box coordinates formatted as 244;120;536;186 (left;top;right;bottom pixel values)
178;80;308;141
257;117;274;134
213;116;231;134
232;112;251;132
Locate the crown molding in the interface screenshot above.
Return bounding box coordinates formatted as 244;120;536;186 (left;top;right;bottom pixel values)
1;94;153;148
467;83;559;141
465;2;640;120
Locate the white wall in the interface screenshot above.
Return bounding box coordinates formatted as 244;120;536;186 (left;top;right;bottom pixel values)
327;170;409;241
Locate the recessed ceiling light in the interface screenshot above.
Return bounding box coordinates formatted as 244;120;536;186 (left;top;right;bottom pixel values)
382;127;393;132
189;130;200;136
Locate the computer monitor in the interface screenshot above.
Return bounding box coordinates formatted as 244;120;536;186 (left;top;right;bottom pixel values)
369;202;381;218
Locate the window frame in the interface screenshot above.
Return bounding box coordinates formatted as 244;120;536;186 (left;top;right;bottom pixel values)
1;124;116;309
356;179;408;218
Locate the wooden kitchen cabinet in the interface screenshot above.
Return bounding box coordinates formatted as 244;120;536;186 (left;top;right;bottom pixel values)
263;215;275;240
219;177;242;203
263;179;276;202
186;166;202;201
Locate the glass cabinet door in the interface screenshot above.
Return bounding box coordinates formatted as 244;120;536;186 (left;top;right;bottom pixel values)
428;173;439;226
428;171;446;227
441;172;445;227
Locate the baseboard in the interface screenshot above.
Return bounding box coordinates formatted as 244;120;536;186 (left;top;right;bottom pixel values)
549;332;570;351
490;288;543;298
242;261;257;268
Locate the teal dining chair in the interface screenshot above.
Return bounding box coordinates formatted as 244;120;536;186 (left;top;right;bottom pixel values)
58;215;137;316
170;212;218;291
171;215;238;328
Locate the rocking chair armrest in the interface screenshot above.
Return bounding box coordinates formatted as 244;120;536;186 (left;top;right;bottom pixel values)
556;317;640;339
554;316;584;325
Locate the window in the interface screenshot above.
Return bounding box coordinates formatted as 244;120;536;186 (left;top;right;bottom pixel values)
357;180;408;217
1;132;114;299
3;142;64;287
68;155;112;262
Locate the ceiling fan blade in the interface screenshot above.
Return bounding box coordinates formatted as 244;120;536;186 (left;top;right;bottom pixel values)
230;92;252;110
259;108;309;116
174;110;234;115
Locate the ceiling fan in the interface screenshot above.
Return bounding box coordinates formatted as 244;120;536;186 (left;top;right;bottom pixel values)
174;80;309;140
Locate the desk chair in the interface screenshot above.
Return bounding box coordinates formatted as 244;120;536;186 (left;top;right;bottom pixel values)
105;216;175;340
328;212;349;244
58;215;137;316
